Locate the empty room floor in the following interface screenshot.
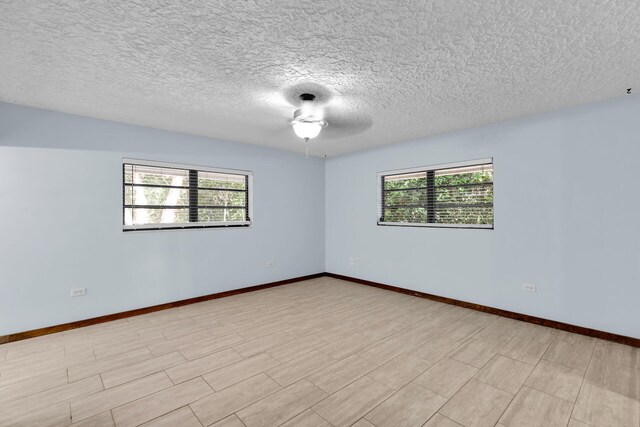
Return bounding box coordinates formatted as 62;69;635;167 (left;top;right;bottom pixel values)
0;277;638;427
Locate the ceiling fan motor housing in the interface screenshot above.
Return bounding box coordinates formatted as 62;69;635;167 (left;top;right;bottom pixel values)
291;93;327;141
293;93;326;126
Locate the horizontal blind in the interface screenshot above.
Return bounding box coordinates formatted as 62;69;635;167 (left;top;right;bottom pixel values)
380;161;493;227
123;162;251;230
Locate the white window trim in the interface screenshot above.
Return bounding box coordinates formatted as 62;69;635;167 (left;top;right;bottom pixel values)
122;158;252;177
122;158;253;231
376;158;493;178
377;157;493;229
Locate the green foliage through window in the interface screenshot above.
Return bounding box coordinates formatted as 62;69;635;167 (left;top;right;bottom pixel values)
381;162;493;227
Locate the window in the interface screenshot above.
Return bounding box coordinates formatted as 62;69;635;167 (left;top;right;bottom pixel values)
378;158;493;228
123;159;251;231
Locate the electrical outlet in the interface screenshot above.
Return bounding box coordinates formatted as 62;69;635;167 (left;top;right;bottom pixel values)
71;288;86;297
522;283;536;293
266;261;275;268
348;257;356;266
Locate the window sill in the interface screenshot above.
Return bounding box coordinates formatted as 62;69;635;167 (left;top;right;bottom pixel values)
123;222;251;232
377;222;493;230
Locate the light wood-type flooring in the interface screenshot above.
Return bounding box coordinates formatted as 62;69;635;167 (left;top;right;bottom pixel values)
0;277;638;426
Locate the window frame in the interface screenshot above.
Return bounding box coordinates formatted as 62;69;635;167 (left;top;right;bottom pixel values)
377;158;494;230
122;158;253;232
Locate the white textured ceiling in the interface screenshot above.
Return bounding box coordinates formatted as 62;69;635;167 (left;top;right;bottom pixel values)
1;1;639;157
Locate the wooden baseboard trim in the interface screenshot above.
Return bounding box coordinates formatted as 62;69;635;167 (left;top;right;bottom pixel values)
3;272;637;348
326;272;640;348
0;273;325;345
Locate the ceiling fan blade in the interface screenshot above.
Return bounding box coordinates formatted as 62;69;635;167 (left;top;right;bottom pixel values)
321;111;373;140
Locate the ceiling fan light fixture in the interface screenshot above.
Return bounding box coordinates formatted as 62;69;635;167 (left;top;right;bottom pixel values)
292;121;323;140
291;93;327;141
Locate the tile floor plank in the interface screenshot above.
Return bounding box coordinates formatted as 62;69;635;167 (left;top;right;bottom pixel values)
543;338;595;372
524;359;583;402
424;413;463;426
2;375;103;420
449;338;508;369
474;354;535;394
70;411;115;427
266;334;328;363
0;368;68;404
100;351;186;389
165;348;243;384
70;372;173;423
111;377;213;427
439;379;513;427
179;333;247;361
202;352;281;391
584;340;640;401
190;373;281;426
68;347;153;382
499;336;549;366
0;401;72;427
364;382;447;427
313;376;393;427
499;386;573;427
307;354;376;394
414;357;478;398
280;409;332;427
236;379;327;427
572;382;640;427
265;349;335;387
210;415;246;427
232;331;293;357
367;352;433;390
140;406;203;427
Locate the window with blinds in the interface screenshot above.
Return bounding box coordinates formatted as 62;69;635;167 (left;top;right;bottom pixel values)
123;160;251;231
379;159;493;228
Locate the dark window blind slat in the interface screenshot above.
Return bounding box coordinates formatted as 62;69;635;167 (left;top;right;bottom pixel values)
123;162;251;230
380;162;493;227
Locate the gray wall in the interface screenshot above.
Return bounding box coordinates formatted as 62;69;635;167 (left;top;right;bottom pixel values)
325;95;640;338
0;103;325;335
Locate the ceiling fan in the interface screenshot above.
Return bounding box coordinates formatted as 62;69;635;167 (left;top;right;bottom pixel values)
291;93;327;142
268;83;373;156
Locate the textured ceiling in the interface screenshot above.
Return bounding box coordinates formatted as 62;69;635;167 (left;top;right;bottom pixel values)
1;1;639;157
